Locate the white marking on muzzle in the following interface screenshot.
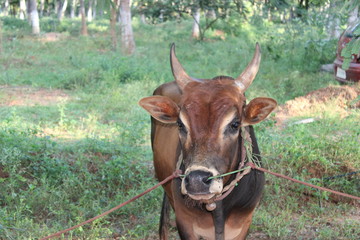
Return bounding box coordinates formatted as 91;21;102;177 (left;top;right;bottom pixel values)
181;165;223;201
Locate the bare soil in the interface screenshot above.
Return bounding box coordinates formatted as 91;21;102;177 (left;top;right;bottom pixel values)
275;84;360;126
0;85;70;107
38;32;67;42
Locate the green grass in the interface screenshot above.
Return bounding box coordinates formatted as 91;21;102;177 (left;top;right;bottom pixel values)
0;16;359;239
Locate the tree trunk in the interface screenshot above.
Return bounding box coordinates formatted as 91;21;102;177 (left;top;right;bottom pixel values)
80;0;88;36
327;1;341;39
40;0;45;17
92;0;97;20
45;0;51;16
3;0;10;16
0;21;3;54
70;0;77;19
58;0;68;21
19;0;27;20
191;9;201;39
98;0;104;18
54;0;59;16
267;7;272;21
206;9;216;19
305;0;309;10
159;9;164;22
117;4;121;22
290;6;296;20
329;19;341;40
348;5;359;26
110;0;119;50
280;9;287;23
87;0;94;22
140;14;147;24
27;0;40;35
120;0;136;55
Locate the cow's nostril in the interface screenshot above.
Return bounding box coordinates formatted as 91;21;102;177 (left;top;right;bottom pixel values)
202;176;212;184
184;175;190;184
184;170;214;194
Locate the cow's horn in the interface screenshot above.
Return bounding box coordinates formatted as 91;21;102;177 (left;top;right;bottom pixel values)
235;43;261;92
170;43;197;90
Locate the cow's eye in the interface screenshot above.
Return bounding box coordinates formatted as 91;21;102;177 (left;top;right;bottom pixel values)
177;119;187;134
228;118;240;134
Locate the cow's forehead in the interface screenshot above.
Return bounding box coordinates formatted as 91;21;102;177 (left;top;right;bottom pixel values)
180;79;245;113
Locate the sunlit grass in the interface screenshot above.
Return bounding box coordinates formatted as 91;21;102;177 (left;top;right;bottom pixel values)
0;17;359;239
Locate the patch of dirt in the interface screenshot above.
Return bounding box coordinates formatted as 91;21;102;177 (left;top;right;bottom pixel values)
275;84;360;126
214;30;226;40
305;161;327;179
0;166;10;178
304;85;360;106
39;32;67;42
0;85;70;107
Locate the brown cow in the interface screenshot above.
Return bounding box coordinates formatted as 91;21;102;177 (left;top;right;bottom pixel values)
139;43;277;240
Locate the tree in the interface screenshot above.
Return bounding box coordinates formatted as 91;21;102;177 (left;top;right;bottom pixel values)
136;0;238;40
187;0;233;40
110;0;119;50
98;0;105;18
27;0;40;35
87;0;94;21
80;0;88;36
54;0;59;16
58;0;68;21
120;0;136;55
3;0;10;16
70;0;77;18
39;0;45;17
92;0;98;20
348;5;358;26
0;20;3;54
345;0;359;26
326;1;342;39
19;0;27;19
191;8;201;39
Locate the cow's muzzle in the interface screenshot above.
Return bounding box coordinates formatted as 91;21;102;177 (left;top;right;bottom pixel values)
181;167;223;201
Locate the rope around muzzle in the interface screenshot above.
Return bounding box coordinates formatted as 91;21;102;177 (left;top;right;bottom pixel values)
177;128;255;211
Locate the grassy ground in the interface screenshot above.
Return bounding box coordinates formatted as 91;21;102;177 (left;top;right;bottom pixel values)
0;17;359;239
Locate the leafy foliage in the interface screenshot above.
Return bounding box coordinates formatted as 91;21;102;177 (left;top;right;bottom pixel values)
341;26;360;70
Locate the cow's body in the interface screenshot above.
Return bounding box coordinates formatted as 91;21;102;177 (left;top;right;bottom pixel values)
139;44;277;240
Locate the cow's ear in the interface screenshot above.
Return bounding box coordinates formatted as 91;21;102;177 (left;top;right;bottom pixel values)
242;97;277;126
139;96;180;124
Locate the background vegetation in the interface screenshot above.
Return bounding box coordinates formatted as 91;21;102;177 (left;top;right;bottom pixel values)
0;0;359;239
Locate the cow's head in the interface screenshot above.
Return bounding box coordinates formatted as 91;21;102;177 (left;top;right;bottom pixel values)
139;44;277;202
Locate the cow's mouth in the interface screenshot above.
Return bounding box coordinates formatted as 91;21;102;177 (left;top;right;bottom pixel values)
187;193;216;201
